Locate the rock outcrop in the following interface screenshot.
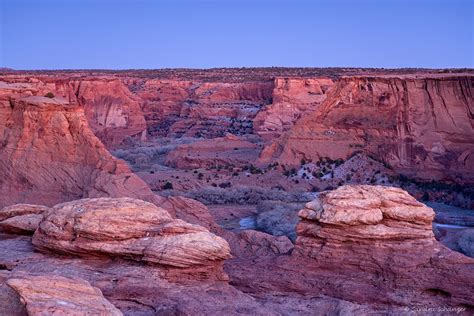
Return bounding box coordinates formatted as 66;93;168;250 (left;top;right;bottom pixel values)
7;275;122;315
263;74;474;183
0;204;49;235
0;95;161;208
32;197;231;269
0;77;147;147
254;77;334;139
294;185;474;306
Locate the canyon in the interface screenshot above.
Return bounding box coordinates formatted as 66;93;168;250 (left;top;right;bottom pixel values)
0;68;473;314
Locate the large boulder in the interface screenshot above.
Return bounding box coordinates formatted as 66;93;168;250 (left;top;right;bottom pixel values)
7;275;122;315
32;197;231;269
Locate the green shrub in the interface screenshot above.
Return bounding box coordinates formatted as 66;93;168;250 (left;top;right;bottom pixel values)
44;92;55;98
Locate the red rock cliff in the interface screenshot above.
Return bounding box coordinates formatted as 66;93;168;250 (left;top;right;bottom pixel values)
253;77;334;139
0;91;159;207
261;74;474;183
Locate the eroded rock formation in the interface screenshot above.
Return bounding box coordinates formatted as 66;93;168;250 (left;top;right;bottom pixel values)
0;204;50;235
254;77;334;139
32;197;231;269
0;95;160;207
294;185;474;306
263;74;474;183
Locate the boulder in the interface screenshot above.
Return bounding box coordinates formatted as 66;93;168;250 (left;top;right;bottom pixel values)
32;197;231;268
7;275;122;315
0;204;50;235
294;185;474;306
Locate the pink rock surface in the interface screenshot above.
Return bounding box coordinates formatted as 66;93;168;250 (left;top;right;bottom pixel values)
254;77;334;139
0;95;161;207
262;75;474;183
32;197;231;269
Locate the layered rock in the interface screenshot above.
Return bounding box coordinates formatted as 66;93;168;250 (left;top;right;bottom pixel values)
134;79;274;137
263;74;474;183
0;204;49;235
254;77;334;139
73;79;147;146
0;95;160;207
7;275;122;316
32;197;231;269
295;185;474;306
0;76;147;147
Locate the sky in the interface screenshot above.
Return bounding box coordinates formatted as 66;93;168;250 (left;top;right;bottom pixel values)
0;0;472;69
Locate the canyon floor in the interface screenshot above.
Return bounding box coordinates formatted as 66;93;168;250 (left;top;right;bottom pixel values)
0;68;473;315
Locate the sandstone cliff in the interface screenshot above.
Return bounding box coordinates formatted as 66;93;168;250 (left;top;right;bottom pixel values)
132;79;274;137
0;94;159;207
253;77;334;139
262;74;474;183
0;76;148;147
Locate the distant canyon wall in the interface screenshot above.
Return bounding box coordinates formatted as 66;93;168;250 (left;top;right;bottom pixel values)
261;75;474;183
1;73;473;184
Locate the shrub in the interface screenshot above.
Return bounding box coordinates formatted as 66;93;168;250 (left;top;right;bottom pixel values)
44;92;55;98
162;182;173;190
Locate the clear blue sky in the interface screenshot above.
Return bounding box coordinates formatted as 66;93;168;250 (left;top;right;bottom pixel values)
0;0;472;69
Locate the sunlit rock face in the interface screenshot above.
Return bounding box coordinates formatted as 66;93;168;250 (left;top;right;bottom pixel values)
0;95;161;208
262;74;474;184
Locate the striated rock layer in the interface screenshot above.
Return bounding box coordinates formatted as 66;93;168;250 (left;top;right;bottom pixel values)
294;185;474;306
262;74;474;183
0;94;161;208
0;204;50;235
253;77;334;139
32;197;231;269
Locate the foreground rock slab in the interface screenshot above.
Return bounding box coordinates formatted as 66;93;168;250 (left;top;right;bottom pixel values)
7;275;122;316
32;197;231;269
0;204;50;235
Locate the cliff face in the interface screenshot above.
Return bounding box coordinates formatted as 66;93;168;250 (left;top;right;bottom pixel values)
0;89;160;207
262;75;474;183
253;78;334;139
0;76;147;147
131;79;274;137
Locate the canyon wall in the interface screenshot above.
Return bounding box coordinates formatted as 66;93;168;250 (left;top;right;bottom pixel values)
0;82;160;207
2;72;473;184
262;74;474;183
128;79;274;138
0;76;147;147
253;77;334;139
